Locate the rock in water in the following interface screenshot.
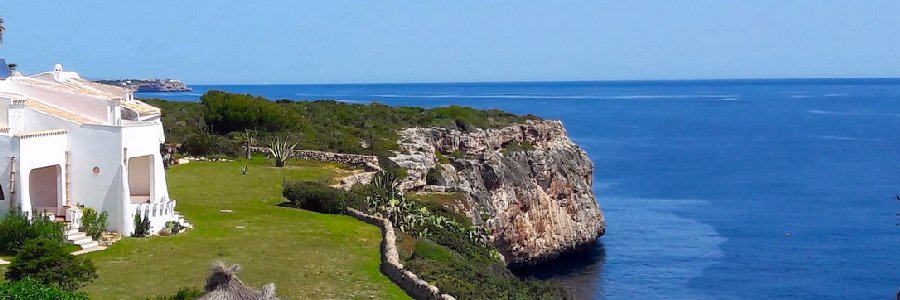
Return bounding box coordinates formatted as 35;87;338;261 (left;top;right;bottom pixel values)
390;120;605;265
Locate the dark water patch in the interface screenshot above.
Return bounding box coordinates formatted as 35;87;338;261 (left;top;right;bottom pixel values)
511;242;607;299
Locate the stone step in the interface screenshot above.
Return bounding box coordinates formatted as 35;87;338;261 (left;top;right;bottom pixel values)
65;228;81;235
178;220;193;229
71;245;105;255
70;236;95;246
65;232;86;240
77;241;99;250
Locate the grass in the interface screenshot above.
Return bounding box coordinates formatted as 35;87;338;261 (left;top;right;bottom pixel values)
80;157;409;299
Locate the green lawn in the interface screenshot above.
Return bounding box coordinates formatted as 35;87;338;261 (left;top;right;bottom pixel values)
81;158;408;299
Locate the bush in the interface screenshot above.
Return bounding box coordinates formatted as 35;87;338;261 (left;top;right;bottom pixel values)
182;129;242;157
164;221;184;235
282;180;345;214
4;238;97;291
425;166;444;185
501;141;536;155
342;185;371;212
0;279;89;300
132;214;151;237
80;208;108;240
435;151;451;164
450;150;466;160
406;238;570;300
0;208;65;254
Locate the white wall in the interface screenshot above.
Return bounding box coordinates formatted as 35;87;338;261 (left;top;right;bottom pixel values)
14;85;110;124
7;102;25;135
69;124;126;232
12;133;68;217
0;135;13;216
0;97;10;128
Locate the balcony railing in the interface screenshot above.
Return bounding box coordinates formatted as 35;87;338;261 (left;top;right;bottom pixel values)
132;199;177;234
65;206;83;231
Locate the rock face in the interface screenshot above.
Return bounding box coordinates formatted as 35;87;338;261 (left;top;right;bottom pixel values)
390;120;605;265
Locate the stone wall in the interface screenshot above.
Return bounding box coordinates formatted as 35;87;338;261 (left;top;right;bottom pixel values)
250;147;380;170
294;150;380;169
346;208;455;300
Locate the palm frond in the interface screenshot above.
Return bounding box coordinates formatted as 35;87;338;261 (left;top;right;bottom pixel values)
0;16;5;44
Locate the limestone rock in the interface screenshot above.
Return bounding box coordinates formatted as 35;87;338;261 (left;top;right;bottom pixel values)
390;120;605;265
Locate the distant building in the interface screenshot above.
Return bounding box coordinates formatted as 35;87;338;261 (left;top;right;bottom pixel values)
0;63;176;236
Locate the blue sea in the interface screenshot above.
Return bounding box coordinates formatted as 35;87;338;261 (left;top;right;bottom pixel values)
141;79;900;299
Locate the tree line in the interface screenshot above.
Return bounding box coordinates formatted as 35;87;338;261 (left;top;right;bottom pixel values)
145;91;540;157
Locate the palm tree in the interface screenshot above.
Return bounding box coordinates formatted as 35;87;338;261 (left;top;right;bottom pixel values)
233;129;257;159
0;16;5;45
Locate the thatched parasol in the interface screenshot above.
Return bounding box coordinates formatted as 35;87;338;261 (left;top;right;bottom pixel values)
198;262;280;300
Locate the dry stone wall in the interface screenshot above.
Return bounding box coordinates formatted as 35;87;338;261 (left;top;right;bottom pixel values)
293;150;380;169
346;208;455;300
250;147;380;170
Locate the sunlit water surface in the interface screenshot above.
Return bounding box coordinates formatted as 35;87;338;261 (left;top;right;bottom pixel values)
144;79;900;299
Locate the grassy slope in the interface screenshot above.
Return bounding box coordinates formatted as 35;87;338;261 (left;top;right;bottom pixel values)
80;158;408;299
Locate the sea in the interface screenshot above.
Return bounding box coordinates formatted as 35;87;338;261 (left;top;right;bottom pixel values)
140;79;900;299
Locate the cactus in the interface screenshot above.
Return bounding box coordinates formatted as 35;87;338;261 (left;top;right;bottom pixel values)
265;135;297;168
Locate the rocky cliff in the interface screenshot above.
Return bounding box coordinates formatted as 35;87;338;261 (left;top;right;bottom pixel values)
389;120;605;265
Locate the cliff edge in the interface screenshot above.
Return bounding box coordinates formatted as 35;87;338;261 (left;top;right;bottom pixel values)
390;120;605;265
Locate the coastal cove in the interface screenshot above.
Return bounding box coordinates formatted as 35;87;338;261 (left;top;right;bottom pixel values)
144;80;900;299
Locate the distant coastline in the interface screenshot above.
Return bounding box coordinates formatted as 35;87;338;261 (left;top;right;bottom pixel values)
96;78;191;92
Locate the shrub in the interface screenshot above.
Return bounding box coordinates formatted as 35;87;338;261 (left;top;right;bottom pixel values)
501;141;536;155
5;238;97;291
406;238;570;300
370;167;403;201
435;151;451;164
80;208;108;240
0;208;65;254
425;166;444;185
0;279;89;300
281;180;344;214
450;150;466;159
164;221;184;235
182;128;218;156
132;214;151;237
342;185;370;212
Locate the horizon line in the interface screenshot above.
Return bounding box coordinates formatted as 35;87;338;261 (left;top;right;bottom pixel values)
180;77;900;86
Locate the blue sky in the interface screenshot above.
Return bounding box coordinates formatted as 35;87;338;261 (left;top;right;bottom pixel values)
1;1;898;84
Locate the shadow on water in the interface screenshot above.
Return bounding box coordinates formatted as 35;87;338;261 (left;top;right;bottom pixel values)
511;241;607;299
